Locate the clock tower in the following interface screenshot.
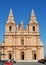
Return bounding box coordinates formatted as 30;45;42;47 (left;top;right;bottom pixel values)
28;9;39;34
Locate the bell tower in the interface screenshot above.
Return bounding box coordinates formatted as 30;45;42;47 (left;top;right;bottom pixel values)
5;9;16;35
4;9;16;46
28;9;39;35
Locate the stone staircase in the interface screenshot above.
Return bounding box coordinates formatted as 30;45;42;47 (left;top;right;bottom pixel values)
13;62;44;65
16;60;37;62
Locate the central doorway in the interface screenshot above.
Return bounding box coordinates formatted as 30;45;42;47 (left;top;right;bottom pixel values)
21;52;24;60
9;53;12;59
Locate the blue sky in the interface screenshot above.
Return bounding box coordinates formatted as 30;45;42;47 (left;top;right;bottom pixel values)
0;0;46;57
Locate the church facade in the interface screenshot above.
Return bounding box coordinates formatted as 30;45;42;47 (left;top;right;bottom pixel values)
0;9;44;61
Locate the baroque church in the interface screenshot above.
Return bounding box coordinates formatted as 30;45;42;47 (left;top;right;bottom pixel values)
0;9;44;61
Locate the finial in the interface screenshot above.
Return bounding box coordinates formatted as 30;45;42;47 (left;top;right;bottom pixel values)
19;21;23;29
17;25;18;28
31;9;35;16
9;9;13;16
16;25;18;31
21;21;23;25
10;9;12;13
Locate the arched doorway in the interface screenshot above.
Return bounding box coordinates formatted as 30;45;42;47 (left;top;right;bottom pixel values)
9;53;12;59
32;51;36;60
33;53;36;60
21;52;24;60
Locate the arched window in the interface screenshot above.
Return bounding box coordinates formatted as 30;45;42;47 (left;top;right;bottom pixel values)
9;26;12;31
21;39;24;45
32;26;35;32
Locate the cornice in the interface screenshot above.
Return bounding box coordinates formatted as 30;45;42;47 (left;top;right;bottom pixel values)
0;45;44;47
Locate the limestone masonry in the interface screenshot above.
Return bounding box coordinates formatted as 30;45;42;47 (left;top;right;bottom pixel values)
0;9;44;61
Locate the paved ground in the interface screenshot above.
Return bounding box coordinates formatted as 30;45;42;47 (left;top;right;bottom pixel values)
13;62;44;65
